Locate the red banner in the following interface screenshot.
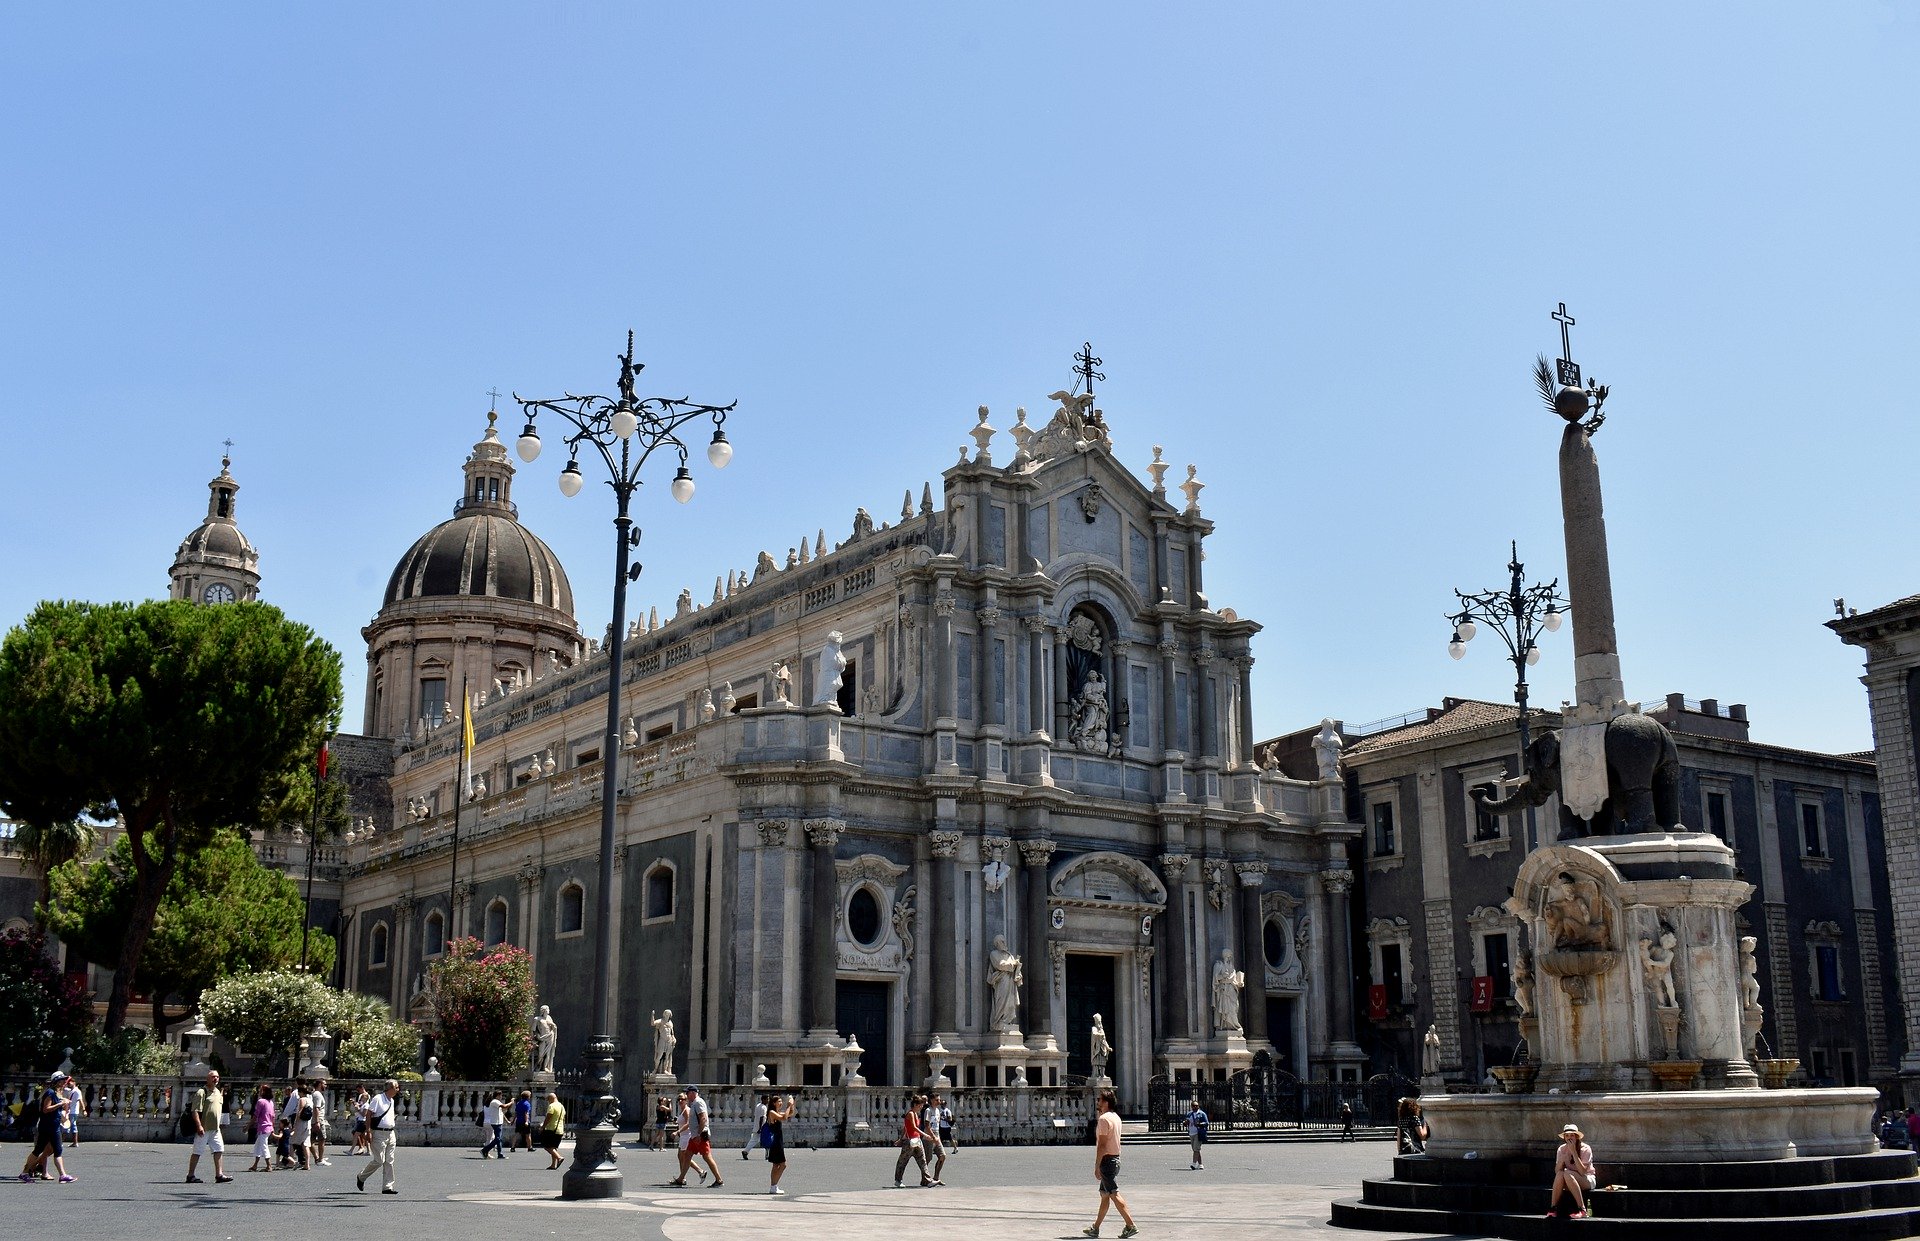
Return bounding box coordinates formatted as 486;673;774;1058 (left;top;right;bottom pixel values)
317;743;330;780
1470;976;1494;1013
1367;984;1389;1021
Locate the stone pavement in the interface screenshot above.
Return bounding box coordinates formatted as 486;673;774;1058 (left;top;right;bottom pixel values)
0;1133;1472;1241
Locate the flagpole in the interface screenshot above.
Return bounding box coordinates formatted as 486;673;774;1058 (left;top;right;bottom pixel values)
450;676;469;940
299;741;328;972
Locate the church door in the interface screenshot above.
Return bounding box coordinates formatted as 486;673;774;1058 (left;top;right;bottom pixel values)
1065;955;1118;1079
1267;998;1296;1074
835;980;891;1086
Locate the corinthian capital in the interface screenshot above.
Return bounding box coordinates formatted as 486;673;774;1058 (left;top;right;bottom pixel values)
1018;838;1058;868
934;594;957;618
1320;868;1354;897
803;818;846;849
1159;852;1192;882
756;819;791;849
929;829;964;859
1234;860;1269;886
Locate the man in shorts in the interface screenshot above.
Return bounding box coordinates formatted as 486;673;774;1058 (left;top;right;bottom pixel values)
684;1085;722;1186
185;1070;232;1185
1083;1088;1136;1238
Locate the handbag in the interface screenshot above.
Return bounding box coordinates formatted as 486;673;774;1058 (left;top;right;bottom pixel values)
758;1123;774;1148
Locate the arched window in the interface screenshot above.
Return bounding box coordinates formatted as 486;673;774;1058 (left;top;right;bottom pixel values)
643;863;675;923
369;922;390;967
846;887;883;948
484;899;509;946
557;882;585;937
424;910;446;957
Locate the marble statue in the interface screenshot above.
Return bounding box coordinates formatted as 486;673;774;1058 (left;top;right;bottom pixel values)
699;689;716;722
1511;947;1534;1017
1640;930;1678;1009
755;550;777;580
650;1008;676;1075
986;935;1023;1034
850;507;875;540
1422;1023;1441;1077
772;662;793;707
442;700;456;724
1211;950;1245;1034
1312;719;1344;781
1089;1013;1112;1082
1068;669;1111;754
675;587;693;619
815;631;846;707
1739;936;1762;1011
720;681;736;714
1542;870;1612;951
532;1004;557;1073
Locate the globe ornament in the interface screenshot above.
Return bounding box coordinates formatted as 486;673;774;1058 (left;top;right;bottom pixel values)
1554;385;1591;422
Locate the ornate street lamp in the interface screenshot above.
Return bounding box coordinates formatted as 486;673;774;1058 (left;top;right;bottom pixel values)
513;332;736;1201
1446;542;1567;853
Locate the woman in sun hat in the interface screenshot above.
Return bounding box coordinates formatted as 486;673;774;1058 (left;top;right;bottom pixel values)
1549;1122;1596;1219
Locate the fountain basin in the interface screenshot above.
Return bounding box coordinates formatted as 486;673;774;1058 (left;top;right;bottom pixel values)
1419;1088;1876;1162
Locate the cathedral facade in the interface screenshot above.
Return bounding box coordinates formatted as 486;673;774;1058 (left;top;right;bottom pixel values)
323;392;1353;1109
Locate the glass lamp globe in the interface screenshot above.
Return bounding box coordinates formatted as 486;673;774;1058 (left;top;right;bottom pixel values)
516;422;541;462
1448;639;1466;660
610;405;638;440
558;461;584;497
1543;606;1563;632
1455;619;1477;643
670;466;695;503
1525;643;1542;667
707;429;732;468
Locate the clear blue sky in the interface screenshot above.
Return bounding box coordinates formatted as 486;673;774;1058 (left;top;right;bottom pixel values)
3;3;1913;754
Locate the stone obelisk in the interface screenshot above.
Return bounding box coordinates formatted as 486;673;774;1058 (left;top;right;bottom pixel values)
1554;392;1629;825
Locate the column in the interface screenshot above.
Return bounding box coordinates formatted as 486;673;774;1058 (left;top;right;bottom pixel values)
1019;839;1058;1038
979;601;1003;729
1236;862;1270;1045
1023;615;1049;737
934;593;957;718
804;819;845;1034
1052;626;1070;738
391;891;416;1012
930;829;962;1033
1322;869;1357;1049
1158;852;1192;1042
517;861;543;952
1233;655;1255;769
1195;644;1217;760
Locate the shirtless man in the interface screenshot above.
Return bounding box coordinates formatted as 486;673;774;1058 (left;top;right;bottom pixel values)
1082;1088;1137;1239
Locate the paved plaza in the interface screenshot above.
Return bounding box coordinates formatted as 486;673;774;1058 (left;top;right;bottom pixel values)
1;1134;1459;1241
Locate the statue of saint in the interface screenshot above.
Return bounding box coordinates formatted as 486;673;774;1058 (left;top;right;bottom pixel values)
772;662;793;707
1069;669;1111;754
815;631;847;707
1210;950;1245;1034
986;935;1023;1034
531;1004;558;1073
650;1008;676;1075
1739;936;1763;1012
1089;1013;1112;1081
1312;719;1344;781
1422;1023;1441;1077
1640;930;1678;1009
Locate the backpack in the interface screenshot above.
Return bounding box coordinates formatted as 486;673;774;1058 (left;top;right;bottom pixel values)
178;1089;202;1139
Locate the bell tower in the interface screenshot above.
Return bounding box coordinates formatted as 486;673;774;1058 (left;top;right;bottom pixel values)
168;451;261;603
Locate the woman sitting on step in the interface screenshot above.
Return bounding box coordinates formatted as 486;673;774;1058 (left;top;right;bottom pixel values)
1548;1123;1596;1220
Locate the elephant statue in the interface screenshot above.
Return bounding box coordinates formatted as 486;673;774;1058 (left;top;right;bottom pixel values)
1473;712;1682;838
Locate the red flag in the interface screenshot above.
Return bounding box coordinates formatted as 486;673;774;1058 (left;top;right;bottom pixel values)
1470;976;1494;1013
317;742;330;780
1368;984;1389;1021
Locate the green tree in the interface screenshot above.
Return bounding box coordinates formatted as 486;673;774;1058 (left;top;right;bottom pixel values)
45;829;337;1033
430;938;535;1080
11;818;97;925
0;599;342;1032
333;992;420;1079
0;926;94;1073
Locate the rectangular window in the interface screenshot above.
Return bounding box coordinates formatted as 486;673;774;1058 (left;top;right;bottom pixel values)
1706;791;1730;839
1372;801;1397;856
837;657;858;716
645;723;674;742
732;692;758;713
1484;933;1512;999
1471;783;1503;841
1380;943;1404;1006
1817;945;1843;1001
419;677;447;723
1839;1049;1858;1087
1801;802;1825;858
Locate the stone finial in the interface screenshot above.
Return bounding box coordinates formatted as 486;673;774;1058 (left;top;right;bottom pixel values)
712;577;723;604
1148;445;1169;495
1009;406;1035;462
958;445;970;465
971;405;996;463
1180;463;1204;514
815;529;826;557
902;489;914;521
648;606;660;632
920;483;934;517
675;588;693;619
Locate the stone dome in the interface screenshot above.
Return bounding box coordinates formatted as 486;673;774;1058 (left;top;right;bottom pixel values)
178;517;256;562
383;512;573;611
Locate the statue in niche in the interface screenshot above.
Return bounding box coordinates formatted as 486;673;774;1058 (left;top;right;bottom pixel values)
1422;1024;1441;1077
1739;936;1762;1012
986;935;1024;1034
1068;669;1111;754
1542;871;1612;952
1089;1013;1112;1081
1640;929;1678;1009
1211;950;1245;1034
531;1005;558;1073
650;1008;676;1075
814;631;846;707
1511;947;1534;1016
1312;719;1344;781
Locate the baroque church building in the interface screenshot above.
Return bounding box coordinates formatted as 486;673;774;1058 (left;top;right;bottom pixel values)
315;389;1356;1109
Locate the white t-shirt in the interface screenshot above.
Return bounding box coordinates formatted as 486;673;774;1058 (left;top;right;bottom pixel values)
484;1099;505;1126
367;1093;397;1131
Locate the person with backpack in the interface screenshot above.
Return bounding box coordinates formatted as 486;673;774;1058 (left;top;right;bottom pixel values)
355;1078;401;1194
183;1069;232;1185
743;1091;768;1161
288;1082;313;1170
919;1095;947;1186
1186;1099;1209;1170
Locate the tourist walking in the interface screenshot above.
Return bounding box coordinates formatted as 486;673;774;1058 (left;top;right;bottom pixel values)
479;1089;508;1158
1547;1122;1596;1220
743;1091;768;1160
892;1094;932;1188
685;1085;722;1186
275;1083;299;1167
765;1093;793;1194
1339;1098;1355;1140
1082;1088;1137;1239
350;1085;372;1155
355;1078;401;1194
17;1070;73;1184
59;1076;84;1147
919;1094;946;1185
310;1079;332;1166
1185;1099;1209;1170
652;1094;671;1151
540;1089;567;1170
248;1083;277;1172
669;1088;707;1184
936;1094;955;1152
514;1088;535;1152
184;1069;232;1185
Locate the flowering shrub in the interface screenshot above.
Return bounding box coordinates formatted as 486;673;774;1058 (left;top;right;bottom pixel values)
198;968;341;1065
332;991;419;1079
430;937;535;1080
0;926;94;1072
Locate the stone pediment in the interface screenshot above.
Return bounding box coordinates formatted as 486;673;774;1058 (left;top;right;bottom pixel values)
1050;851;1167;912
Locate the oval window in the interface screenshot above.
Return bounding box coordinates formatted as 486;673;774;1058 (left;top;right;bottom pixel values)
1263;919;1287;970
847;888;883;947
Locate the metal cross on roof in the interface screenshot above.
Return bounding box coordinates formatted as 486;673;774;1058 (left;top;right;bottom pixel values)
1072;342;1105;397
486;387;503;411
1551;303;1581;387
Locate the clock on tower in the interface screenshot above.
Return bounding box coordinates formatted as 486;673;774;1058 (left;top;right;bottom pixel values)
204;582;236;604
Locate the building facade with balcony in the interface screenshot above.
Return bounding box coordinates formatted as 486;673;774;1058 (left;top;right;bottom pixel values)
333;393;1356;1111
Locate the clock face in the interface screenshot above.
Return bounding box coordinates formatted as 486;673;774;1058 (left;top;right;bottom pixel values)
204;583;237;604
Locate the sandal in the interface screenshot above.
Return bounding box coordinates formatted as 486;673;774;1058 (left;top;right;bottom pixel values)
710;1179;725;1188
668;1179;686;1187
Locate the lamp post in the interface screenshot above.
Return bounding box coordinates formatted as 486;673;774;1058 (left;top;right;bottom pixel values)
513;331;736;1201
1446;542;1567;853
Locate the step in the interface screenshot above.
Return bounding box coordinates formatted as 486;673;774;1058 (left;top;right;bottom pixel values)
1363;1174;1920;1219
1331;1196;1920;1240
1391;1149;1919;1190
1129;1126;1394;1145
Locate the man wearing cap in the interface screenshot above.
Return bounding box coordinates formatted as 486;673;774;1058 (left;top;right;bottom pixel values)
185;1070;232;1185
1549;1122;1596;1220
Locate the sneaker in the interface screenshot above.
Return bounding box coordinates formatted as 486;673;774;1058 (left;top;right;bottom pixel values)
215;1175;233;1184
17;1174;31;1184
317;1159;331;1167
1569;1210;1586;1220
770;1186;785;1195
1190;1161;1198;1169
1119;1228;1138;1239
382;1187;398;1195
1082;1229;1100;1239
893;1182;904;1189
59;1176;74;1184
356;1175;366;1192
